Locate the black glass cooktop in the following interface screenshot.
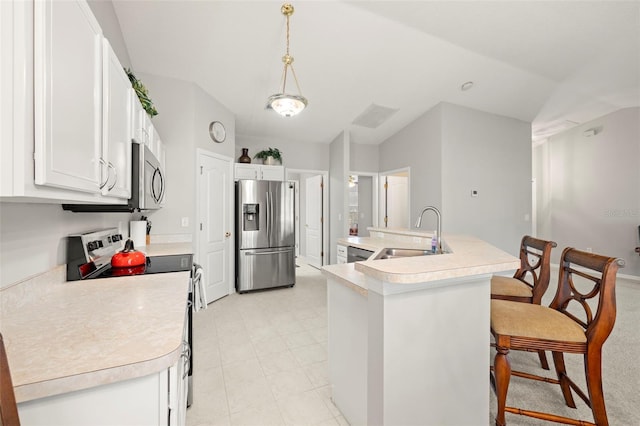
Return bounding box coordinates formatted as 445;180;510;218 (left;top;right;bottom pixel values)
88;254;193;279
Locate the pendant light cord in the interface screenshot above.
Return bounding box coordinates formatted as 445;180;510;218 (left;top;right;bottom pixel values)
279;4;303;96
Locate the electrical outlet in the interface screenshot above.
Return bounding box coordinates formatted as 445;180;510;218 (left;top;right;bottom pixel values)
586;247;593;253
181;217;189;227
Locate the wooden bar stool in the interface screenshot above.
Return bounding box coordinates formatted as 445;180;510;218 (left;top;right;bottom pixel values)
491;235;557;369
491;236;557;304
0;333;20;426
490;248;624;426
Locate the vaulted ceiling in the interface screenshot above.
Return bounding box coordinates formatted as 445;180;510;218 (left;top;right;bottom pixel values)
113;1;640;145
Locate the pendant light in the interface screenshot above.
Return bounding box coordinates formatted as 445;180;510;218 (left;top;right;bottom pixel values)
266;3;308;117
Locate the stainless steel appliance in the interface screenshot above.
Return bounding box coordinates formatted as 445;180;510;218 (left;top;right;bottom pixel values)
62;143;165;212
347;246;374;263
235;180;295;292
65;229;194;406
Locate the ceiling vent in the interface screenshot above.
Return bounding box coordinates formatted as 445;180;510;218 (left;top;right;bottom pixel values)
352;104;399;129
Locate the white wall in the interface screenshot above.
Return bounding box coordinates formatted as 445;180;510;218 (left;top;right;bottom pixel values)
379;105;442;231
350;142;379;173
87;0;131;69
378;102;531;254
138;73;235;236
441;103;532;253
534;107;640;276
235;135;330;171
329;132;349;264
0;204;132;288
357;176;374;236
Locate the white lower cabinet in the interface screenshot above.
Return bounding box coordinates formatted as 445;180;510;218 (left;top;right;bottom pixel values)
336;244;347;264
17;348;189;426
18;369;172;426
16;297;189;426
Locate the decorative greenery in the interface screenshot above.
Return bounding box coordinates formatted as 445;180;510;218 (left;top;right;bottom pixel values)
254;147;282;163
124;68;158;117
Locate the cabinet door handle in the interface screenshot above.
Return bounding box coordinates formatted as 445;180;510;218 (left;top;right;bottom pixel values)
98;158;108;190
107;162;117;191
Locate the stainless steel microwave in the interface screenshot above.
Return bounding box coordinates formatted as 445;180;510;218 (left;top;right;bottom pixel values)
62;143;165;212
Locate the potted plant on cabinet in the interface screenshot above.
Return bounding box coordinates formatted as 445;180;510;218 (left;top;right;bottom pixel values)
124;68;158;117
254;148;282;165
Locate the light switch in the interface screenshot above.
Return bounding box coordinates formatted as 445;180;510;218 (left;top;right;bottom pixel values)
181;217;189;227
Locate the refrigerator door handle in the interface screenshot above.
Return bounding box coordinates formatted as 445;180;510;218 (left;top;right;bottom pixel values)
265;191;271;243
245;249;293;256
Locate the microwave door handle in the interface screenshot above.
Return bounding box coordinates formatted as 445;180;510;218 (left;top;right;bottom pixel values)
151;168;159;202
151;168;163;203
157;168;165;203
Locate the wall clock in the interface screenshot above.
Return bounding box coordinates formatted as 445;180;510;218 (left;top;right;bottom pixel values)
209;121;226;143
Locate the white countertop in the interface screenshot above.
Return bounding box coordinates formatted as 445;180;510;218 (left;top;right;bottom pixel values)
0;242;193;403
324;230;519;293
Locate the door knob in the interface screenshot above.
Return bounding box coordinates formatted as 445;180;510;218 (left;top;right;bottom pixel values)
225;232;231;238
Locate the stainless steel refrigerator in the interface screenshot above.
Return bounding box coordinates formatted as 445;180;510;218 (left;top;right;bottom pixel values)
235;180;295;292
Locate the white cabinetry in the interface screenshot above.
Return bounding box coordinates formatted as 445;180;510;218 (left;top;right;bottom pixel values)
168;314;190;426
102;38;132;198
17;302;190;426
132;102;153;147
234;163;284;181
33;0;103;193
1;0;140;204
337;244;347;264
132;95;164;169
19;368;171;426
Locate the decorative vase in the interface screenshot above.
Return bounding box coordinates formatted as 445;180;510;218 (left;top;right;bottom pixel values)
238;148;251;163
263;156;276;165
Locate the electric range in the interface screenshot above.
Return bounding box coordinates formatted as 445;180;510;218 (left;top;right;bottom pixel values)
66;228;195;407
66;228;192;280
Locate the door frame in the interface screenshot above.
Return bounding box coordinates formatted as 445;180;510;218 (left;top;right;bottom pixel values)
285;168;329;267
348;171;379;234
379;167;411;229
195;148;235;295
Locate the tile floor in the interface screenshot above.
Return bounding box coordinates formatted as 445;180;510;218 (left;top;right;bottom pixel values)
187;261;640;426
186;261;347;426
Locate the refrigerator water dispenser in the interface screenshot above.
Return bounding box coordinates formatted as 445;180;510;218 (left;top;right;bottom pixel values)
243;204;259;231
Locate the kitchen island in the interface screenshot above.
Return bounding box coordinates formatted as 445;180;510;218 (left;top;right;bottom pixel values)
322;229;520;426
0;242;193;425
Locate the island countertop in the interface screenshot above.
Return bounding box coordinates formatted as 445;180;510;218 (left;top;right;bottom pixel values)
324;230;519;289
0;242;193;403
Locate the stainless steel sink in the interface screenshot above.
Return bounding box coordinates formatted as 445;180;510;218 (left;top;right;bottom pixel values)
373;247;439;260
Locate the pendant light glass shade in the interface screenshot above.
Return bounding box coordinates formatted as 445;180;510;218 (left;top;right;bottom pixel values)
267;4;307;117
267;94;308;117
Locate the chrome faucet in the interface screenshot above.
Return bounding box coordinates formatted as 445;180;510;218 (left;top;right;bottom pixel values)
415;206;442;253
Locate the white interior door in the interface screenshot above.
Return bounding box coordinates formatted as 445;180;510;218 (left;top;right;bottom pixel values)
305;175;323;268
198;151;232;303
387;175;409;228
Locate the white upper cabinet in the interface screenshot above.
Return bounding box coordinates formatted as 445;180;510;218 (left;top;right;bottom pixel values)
132;101;152;147
34;0;103;193
1;0;161;204
102;39;132;198
131;90;164;169
234;164;285;181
